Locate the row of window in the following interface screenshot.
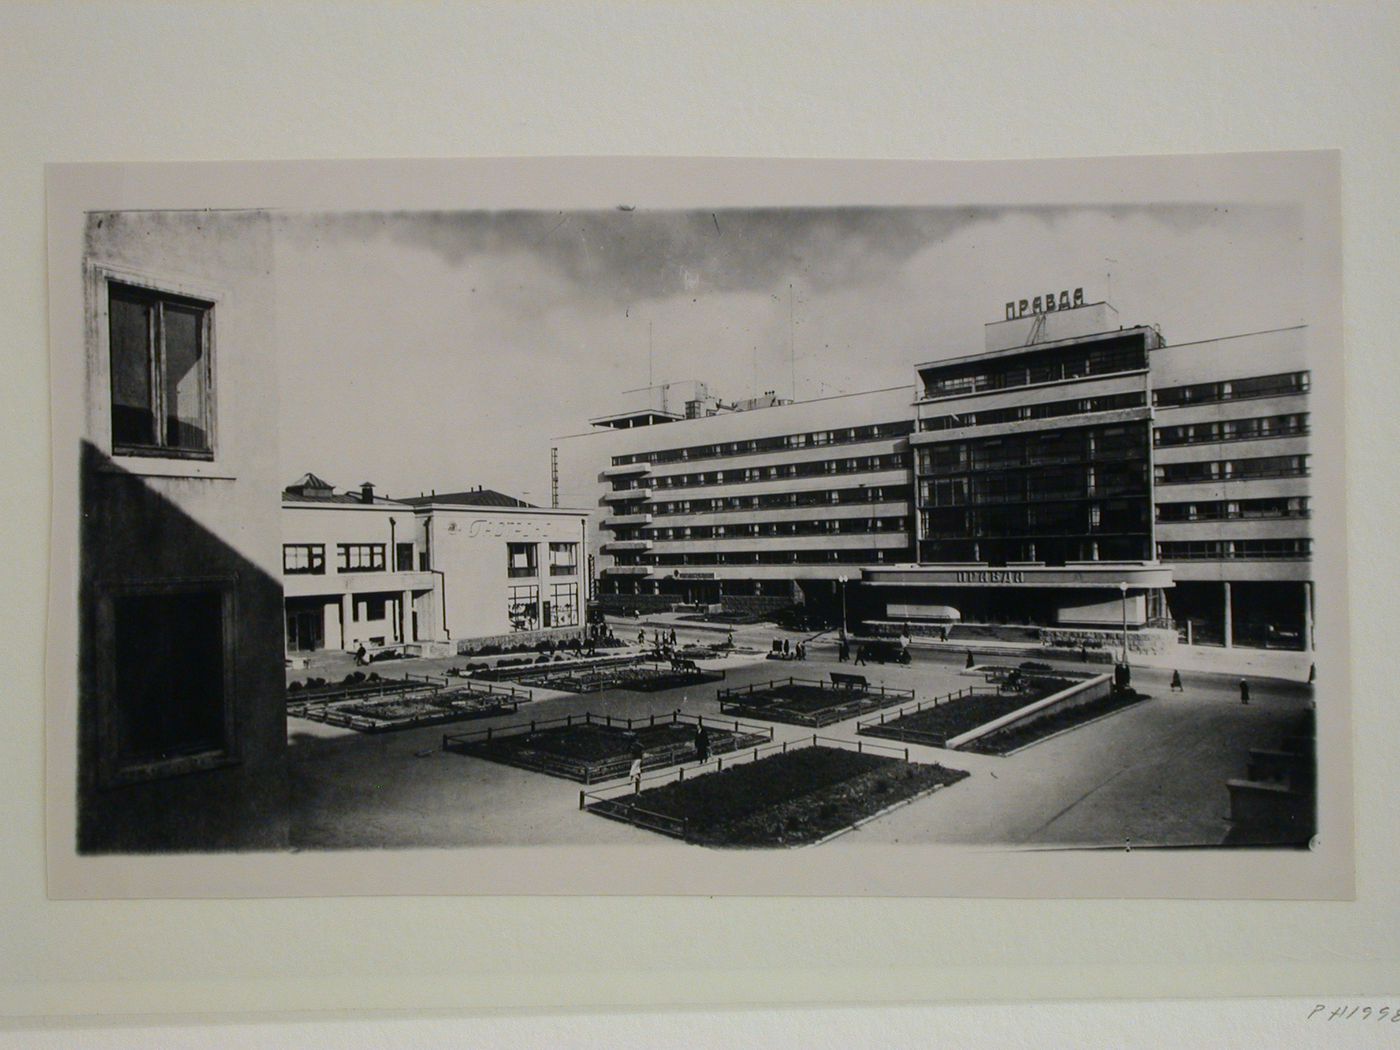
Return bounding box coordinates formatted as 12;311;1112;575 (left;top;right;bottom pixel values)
611;451;911;494
507;541;579;578
1156;497;1310;522
916;424;1148;476
1152;370;1309;407
644;484;912;517
283;542;417;575
1154;455;1309;484
609;420;915;467
920;334;1149;400
1157;539;1312;560
917;537;1151;564
621;548;908;567
919;500;1148;540
919;466;1149;507
505;583;580;631
645;516;909;542
1153;413;1308;447
918;391;1147;433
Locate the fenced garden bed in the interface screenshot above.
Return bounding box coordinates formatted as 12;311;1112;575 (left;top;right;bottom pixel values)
858;675;1109;750
716;676;914;727
582;738;969;846
288;675;530;733
960;687;1148;755
442;711;772;783
513;658;726;694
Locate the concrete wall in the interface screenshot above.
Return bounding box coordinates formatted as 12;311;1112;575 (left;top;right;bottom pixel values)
78;210;287;853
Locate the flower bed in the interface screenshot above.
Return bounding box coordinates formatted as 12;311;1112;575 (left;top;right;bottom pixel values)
521;663;724;694
444;714;770;783
588;746;968;846
960;688;1149;755
716;678;914;727
858;678;1079;747
289;684;525;733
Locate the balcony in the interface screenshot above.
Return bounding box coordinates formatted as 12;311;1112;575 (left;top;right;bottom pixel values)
601;462;652;478
602;564;654;576
601;488;654;502
603;512;653;527
602;539;653;552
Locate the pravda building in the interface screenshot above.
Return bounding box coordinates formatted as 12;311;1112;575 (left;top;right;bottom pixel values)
553;295;1315;655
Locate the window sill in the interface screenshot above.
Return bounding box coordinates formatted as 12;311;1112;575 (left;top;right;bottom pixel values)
99;454;236;481
103;749;239;788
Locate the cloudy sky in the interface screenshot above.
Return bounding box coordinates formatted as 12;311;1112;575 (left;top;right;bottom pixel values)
271;202;1307;502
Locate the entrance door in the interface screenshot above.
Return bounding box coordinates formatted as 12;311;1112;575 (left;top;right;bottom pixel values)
285;608;324;652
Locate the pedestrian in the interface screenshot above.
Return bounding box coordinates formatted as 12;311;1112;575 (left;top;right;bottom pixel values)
965;650;975;669
629;737;645;793
854;645;867;666
355;643;368;666
1239;678;1251;705
1170;669;1183;692
1080;644;1088;664
783;638;790;658
726;629;735;649
637;628;645;647
695;723;710;764
669;627;677;648
1308;662;1316;684
838;639;849;663
797;642;806;661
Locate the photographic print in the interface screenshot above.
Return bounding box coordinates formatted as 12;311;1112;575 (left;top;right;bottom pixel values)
44;154;1349;898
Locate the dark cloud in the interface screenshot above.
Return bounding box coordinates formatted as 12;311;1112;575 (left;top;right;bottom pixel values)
275;203;1260;305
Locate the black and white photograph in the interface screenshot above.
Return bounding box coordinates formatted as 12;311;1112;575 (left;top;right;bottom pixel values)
44;153;1349;899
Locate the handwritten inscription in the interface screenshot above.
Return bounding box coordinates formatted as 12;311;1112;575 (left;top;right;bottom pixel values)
1307;1004;1400;1022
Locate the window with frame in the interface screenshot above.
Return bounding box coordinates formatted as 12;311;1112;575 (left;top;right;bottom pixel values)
508;542;538;578
507;584;540;630
100;584;235;785
107;280;215;457
337;543;386;572
550;583;580;627
549;542;578;575
283;543;326;575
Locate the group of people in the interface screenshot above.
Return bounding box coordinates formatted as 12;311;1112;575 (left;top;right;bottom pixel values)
772;637;807;661
835;639;875;665
628;722;712;794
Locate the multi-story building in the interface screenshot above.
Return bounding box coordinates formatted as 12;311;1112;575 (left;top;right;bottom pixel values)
555;385;918;619
555;296;1315;652
74;210;289;852
280;480;591;652
281;473;446;655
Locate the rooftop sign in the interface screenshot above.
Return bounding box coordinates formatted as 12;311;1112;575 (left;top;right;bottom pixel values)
1005;287;1084;320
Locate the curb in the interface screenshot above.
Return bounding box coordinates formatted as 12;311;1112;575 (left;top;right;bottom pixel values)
804;778;960;848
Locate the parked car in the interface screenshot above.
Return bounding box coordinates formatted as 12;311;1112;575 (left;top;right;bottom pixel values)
862;639;911;665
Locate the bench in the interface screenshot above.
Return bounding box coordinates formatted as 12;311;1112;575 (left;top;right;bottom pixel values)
830;672;868;692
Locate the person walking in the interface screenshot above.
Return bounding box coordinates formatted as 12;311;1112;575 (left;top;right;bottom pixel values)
694;723;710;765
1170;669;1184;692
629;737;645;793
782;638;790;658
838;639;849;663
1239;677;1251;705
669;627;678;648
854;645;867;667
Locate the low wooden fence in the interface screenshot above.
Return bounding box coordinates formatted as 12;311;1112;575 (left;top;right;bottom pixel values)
441;710;774;784
715;676;915;728
288;676;532;733
579;733;914;841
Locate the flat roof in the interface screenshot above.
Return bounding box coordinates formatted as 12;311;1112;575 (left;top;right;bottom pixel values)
915;324;1156;373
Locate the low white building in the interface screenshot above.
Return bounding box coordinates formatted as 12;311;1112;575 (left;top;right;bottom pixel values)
402;488;590;646
281;476;590;655
281;474;446;654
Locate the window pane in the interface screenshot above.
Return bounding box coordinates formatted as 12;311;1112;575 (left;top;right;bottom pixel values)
162;304;209;450
112;592;226;764
109;293;155;446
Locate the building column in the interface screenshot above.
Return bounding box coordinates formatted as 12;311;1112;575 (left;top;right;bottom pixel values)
1222;581;1233;649
401;589;413;643
341;593;354;649
1302;580;1314;654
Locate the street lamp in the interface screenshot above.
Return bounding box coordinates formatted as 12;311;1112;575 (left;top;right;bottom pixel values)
1118;580;1130;665
838;574;849;641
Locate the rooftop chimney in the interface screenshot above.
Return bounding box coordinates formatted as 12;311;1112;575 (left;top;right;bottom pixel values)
359;482;375;504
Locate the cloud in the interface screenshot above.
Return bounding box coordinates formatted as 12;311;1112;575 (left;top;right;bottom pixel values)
275;204;1261;308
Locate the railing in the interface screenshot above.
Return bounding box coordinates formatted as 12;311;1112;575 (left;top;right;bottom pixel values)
443;709;775;784
578;733;914;840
